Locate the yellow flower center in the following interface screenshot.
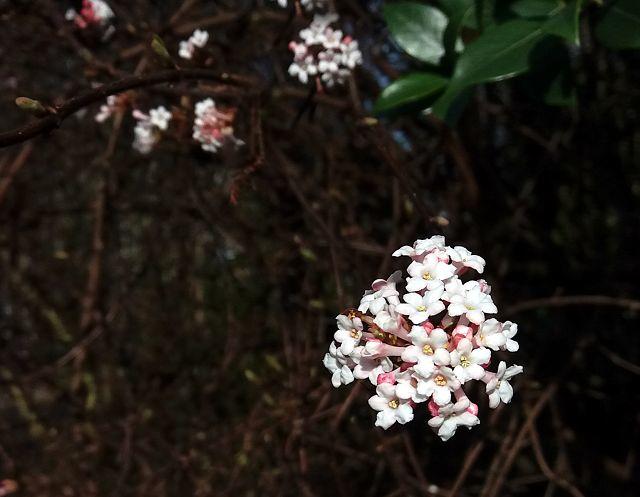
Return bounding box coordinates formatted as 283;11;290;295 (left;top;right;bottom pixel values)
416;305;427;312
422;344;434;355
347;310;357;319
350;329;360;339
422;272;433;281
434;374;447;386
388;399;399;409
460;355;470;367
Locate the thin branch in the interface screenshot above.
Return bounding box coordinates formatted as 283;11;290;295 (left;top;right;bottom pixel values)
0;69;257;148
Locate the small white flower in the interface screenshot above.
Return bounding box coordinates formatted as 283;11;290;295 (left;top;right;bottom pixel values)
368;383;414;429
447;246;486;274
450;338;491;384
323;342;355;388
149;106;172;130
179;29;209;59
359;271;401;315
475;318;507;350
373;309;400;334
401;326;450;369
414;366;459;406
392;235;446;259
486;361;523;408
395;288;445;324
428;398;480;441
405;253;456;292
444;279;497;325
502;321;520;352
353;352;393;385
333;314;363;355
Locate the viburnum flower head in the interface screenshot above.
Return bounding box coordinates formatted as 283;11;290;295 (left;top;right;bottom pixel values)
322;235;523;440
288;13;363;89
66;0;114;29
131;106;172;154
192;98;243;154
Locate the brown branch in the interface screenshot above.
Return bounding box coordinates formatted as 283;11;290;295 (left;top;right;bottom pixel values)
0;69;257;148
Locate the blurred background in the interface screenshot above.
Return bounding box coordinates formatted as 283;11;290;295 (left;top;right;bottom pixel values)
0;0;638;496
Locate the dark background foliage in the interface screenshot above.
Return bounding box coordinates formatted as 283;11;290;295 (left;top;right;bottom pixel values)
0;1;638;496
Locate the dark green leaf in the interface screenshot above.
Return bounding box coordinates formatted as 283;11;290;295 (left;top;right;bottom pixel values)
373;73;449;116
595;0;640;50
383;2;449;64
543;0;583;45
511;0;562;18
431;19;547;122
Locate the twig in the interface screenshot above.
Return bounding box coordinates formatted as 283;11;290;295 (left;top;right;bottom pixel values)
0;69;257;148
529;426;586;497
0;143;33;206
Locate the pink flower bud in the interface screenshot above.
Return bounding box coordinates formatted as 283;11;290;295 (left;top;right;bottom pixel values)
427;400;439;417
377;372;395;385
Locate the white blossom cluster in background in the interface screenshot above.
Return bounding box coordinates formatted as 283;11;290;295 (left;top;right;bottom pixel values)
323;235;523;441
273;0;329;11
66;0;114;29
131;106;172;154
179;29;209;60
288;13;362;88
192;98;243;154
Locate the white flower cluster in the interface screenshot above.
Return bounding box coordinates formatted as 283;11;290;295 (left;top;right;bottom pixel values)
65;0;114;29
288;13;362;88
179;29;209;60
323;235;523;441
192;98;243;154
131;106;172;154
273;0;328;11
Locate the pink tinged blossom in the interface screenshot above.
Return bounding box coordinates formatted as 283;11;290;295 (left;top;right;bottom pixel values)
405;253;456;292
358;270;401;314
395;288;445;324
333;314;363;355
427;398;480;441
485;361;523;408
377;371;396;385
444;279;497;325
368;383;414;429
66;0;114;29
354;355;393;385
192;98;243;154
450;338;491;384
288;13;362;88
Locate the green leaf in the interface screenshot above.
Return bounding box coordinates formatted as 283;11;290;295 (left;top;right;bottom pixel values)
438;0;476;54
431;19;547;122
595;0;640;50
374;73;449;116
383;2;449;64
448;19;547;87
511;0;563;18
543;0;583;45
